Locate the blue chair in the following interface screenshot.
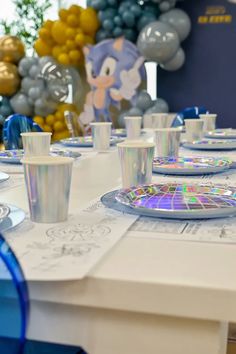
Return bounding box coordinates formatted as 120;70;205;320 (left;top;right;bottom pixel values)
172;106;209;127
0;233;29;354
3;114;42;150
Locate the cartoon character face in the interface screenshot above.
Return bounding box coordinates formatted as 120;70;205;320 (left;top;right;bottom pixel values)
86;56;116;89
84;37;145;90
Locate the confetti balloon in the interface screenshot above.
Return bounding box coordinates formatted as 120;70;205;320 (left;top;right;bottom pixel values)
137;21;180;63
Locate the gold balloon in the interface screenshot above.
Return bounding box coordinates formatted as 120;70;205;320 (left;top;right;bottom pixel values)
0;62;20;96
0;36;25;64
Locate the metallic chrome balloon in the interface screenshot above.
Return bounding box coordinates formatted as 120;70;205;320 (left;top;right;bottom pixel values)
160;47;185;71
159;8;191;41
137;21;180;63
0;62;20;96
144;97;169;114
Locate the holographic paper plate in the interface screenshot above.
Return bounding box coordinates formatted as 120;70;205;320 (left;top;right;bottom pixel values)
112;129;145;137
0;149;81;164
183;139;236;150
60;136;123;147
206;129;236;139
153;156;230;175
114;183;236;219
0;204;25;232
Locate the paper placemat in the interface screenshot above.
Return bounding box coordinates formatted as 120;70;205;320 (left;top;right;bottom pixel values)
5;197;137;281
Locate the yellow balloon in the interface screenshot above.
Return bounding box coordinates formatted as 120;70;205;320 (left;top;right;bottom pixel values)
0;36;25;64
79;8;100;35
34;38;52;56
0;62;20;96
51;20;68;44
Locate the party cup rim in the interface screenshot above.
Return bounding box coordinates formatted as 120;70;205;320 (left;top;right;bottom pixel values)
21;156;73;165
184;119;204;122
21;132;52;137
124;116;142;120
199;114;217;118
90;122;112;126
154;127;181;132
117;141;155;148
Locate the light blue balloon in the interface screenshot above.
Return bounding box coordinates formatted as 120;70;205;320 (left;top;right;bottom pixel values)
160;47;185;71
0;104;12;117
122;11;135;27
159;9;191;41
99;8;116;21
137;21;180;63
136;91;153;111
103;19;114;31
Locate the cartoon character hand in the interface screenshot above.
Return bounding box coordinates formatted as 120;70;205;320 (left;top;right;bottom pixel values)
119;57;144;100
78;104;95;125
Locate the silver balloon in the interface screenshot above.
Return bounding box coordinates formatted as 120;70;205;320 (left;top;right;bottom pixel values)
160;47;185;71
29;64;40;79
28;86;44;100
127;107;143;116
18;57;38;77
21;77;37;94
118;110;129;128
145;97;169;114
137;21;180;63
159;8;191;41
136;91;153;111
34;97;57;116
10;93;34;116
159;0;176;12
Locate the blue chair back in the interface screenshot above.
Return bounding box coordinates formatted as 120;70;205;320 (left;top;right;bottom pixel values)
172;106;208;127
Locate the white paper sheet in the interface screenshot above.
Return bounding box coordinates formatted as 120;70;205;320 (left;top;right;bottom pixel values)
4;198;137;281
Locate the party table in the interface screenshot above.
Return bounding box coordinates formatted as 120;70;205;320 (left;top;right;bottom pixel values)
1;141;236;354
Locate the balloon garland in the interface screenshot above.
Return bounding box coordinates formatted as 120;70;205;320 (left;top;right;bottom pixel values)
0;0;191;140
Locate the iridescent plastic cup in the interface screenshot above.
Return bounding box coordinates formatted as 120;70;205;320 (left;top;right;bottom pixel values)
21;132;52;157
90;122;112;151
152;113;173;129
117;141;155;188
185;119;204;142
199;114;217;134
21;156;73;223
124;116;142;140
155;128;181;158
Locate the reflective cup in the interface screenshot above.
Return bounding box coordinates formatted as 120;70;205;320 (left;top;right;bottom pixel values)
21;156;73;223
185;119;204;142
124;116;142;139
154;128;181;158
199;114;217;134
21;132;52;157
90;122;112;151
143;114;152;128
117;141;155;189
152;113;173;129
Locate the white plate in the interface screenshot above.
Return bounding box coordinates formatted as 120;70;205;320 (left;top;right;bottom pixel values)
206;129;236;139
183;139;236;150
0;204;25;232
0;171;10;182
153;156;230;175
115;183;236;219
60;136;122;147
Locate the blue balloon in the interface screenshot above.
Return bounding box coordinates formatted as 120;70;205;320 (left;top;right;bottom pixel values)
118;2;132;15
99;8;117;20
114;15;123;26
107;0;117;5
137;14;157;32
0;105;13;117
123;28;137;42
130;4;142;17
90;0;106;10
113;27;123;37
103;18;114;30
122;11;135;27
96;29;110;42
144;4;160;16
